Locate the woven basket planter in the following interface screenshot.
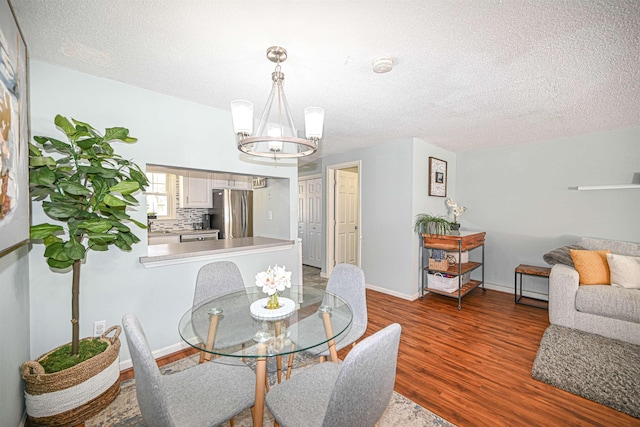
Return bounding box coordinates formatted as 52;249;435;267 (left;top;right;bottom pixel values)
21;325;121;427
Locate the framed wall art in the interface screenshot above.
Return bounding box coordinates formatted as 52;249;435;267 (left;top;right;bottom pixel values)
428;157;447;197
0;0;30;257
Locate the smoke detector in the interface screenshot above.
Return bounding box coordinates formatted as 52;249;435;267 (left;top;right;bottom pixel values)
372;57;394;73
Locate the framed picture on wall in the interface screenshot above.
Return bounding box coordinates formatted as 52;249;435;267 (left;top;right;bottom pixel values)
0;0;30;257
428;157;447;197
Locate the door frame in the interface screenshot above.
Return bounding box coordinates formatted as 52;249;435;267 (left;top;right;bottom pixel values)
325;160;362;278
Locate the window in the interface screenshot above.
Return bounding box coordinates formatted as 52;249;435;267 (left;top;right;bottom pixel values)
145;172;176;219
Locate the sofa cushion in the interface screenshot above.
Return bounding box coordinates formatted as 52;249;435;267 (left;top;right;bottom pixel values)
579;237;640;257
607;253;640;289
570;249;610;285
575;285;640;324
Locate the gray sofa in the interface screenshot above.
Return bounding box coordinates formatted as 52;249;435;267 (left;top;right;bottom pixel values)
548;237;640;345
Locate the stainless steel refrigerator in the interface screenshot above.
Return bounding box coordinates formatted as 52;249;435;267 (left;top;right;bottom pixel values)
210;189;253;239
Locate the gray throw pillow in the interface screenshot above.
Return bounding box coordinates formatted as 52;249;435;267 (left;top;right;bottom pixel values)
543;245;585;267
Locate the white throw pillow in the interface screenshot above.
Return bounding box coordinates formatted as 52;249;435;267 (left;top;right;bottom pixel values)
606;253;640;289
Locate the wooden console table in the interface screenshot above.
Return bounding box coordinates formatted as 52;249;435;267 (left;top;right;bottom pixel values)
419;231;486;310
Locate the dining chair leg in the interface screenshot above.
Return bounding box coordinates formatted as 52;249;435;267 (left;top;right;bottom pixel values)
253;344;267;427
321;311;339;363
275;321;282;383
202;313;220;362
285;343;295;380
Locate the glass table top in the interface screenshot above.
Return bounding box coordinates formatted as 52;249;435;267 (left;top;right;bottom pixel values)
178;287;353;358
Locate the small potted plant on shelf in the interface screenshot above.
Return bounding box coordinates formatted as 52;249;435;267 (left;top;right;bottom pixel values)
22;115;148;426
413;213;453;236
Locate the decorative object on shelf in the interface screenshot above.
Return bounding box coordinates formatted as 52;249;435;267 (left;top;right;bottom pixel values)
252;177;267;189
231;46;324;159
445;198;466;230
414;213;453;236
0;0;29;258
255;264;292;309
24;115;148;425
430;249;448;269
428;157;447;197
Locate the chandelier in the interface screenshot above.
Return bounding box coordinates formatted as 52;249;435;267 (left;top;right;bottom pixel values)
231;46;324;159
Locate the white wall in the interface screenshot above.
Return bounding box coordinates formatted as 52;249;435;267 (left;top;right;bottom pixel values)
314;138;458;299
410;138;458;297
0;245;30;426
27;61;300;361
457;126;640;295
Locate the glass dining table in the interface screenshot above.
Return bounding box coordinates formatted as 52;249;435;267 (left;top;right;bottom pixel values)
178;287;353;427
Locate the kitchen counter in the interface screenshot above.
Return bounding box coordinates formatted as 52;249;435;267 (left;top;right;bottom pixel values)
148;229;220;237
139;236;295;268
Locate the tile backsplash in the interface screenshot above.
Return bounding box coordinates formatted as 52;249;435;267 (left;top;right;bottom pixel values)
148;179;210;232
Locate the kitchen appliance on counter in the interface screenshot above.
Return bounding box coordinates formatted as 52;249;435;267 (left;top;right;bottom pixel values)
180;231;219;242
202;213;212;229
210;189;253;239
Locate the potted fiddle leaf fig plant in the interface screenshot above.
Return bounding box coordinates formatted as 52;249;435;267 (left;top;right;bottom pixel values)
21;115;149;426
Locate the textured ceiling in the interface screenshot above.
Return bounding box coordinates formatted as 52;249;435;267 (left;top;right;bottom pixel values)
8;0;640;160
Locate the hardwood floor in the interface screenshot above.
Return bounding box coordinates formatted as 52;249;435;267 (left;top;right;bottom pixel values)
120;284;638;427
336;288;639;427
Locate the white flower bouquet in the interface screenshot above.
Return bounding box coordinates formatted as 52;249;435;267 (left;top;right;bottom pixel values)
446;198;467;223
255;265;292;309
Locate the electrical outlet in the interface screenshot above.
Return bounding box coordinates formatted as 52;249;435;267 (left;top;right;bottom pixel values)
93;320;106;337
268;211;273;220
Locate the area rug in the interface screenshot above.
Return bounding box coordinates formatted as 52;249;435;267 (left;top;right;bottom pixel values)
86;353;456;426
532;324;640;418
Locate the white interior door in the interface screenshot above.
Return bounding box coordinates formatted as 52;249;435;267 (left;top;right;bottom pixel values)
298;177;322;268
335;170;359;265
298;181;307;262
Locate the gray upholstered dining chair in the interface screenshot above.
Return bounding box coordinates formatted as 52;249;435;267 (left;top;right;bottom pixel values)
292;264;367;361
266;323;402;427
122;313;255;427
193;261;256;363
320;263;368;355
194;260;246;306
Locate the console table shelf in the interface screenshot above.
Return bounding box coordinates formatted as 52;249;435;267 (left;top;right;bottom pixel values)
419;231;486;310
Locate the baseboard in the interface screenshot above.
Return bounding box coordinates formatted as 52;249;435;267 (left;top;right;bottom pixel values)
366;281;544;302
119;340;192;371
365;283;415;300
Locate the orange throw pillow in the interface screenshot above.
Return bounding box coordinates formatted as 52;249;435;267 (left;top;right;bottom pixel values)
570;249;611;285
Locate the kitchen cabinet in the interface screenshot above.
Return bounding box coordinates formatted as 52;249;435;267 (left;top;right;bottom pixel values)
419;231;485;310
211;173;252;190
179;171;212;208
229;177;252;190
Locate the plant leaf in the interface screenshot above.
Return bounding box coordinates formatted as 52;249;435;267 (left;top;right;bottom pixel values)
77;220;113;233
47;258;74;269
103;194;126;207
104;127;136;142
109;180;140;195
64;239;86;260
60;181;91;196
30;156;57;167
30;223;64;239
54;115;75;137
30;167;57;186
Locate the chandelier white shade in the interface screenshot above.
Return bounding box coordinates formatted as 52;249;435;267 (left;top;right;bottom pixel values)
231;46;324;159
